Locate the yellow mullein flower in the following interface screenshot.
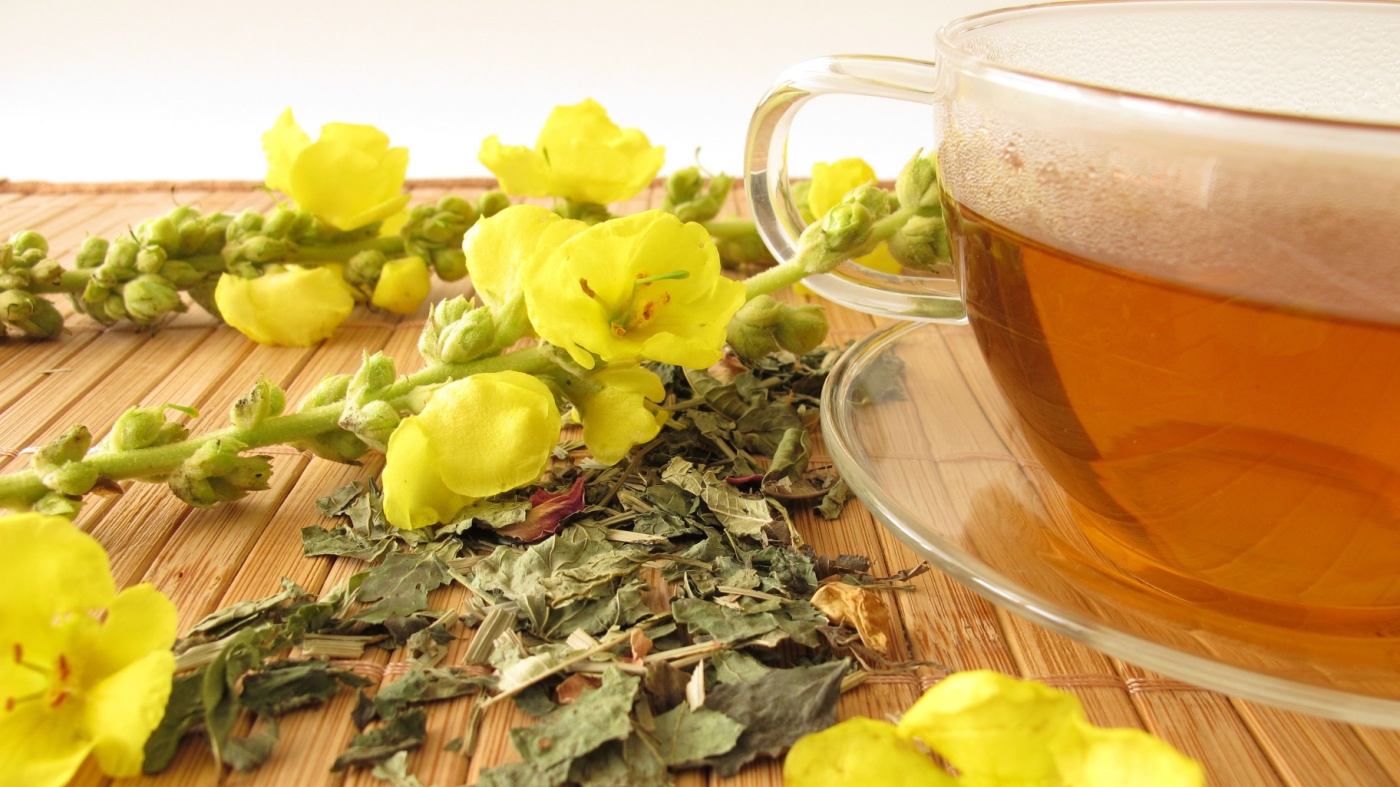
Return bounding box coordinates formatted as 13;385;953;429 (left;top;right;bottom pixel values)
214;265;356;346
371;255;432;315
463;205;588;314
382;371;561;529
898;671;1203;787
806;157;901;275
0;513;177;786
566;366;668;465
785;717;957;787
787;671;1203;787
261;109;412;232
521;210;746;370
478;99;665;205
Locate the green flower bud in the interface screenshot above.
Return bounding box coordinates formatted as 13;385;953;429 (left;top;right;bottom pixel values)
888;214;951;272
33;493;82;519
110;405;190;452
437;194;473;217
184;438;245;479
219;454;273;493
822;203;874;254
262;207;298;239
422;301;495;365
773;303;829;355
76;236;109;269
430;248;468;281
846;183;895;221
232;235;291;264
299;373;352;410
167;205;201;226
231;376;287;429
557;199;611;225
100;238;139;282
29;258;64;288
477;190;511;218
177;220;208;255
338;399;400;452
0;290;64;338
296;428;370;464
160;259;203;288
32;425;92;470
122;274;183;326
895;150;942;217
101;294;129;323
348;351;396;403
726;295;785;359
141;216;180;251
135;244;167;274
345;249;388;287
10;230;48;260
226;211;265;242
169;473;219;507
198;213;233;255
0;269;29;290
665;167;704;205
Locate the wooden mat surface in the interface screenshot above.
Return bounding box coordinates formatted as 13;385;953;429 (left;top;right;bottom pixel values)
1;183;1398;786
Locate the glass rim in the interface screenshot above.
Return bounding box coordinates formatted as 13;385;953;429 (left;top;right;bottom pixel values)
936;0;1400;134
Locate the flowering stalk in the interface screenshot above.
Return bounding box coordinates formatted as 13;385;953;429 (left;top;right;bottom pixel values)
0;346;556;511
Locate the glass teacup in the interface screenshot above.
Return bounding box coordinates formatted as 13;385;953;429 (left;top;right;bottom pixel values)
746;0;1400;711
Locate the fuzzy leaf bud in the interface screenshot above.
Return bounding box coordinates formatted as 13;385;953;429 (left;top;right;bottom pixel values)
822;203;874;255
122;274;183;326
295;429;370;464
141;217;180;251
177;221;208;255
299;373;351;410
111;405;190;452
888;214;951;272
0;290;64;338
231;377;287;429
726;295;785;359
348;351;396;403
430;248;468;281
338;399;400;452
10;230;48;263
345;250;388;287
76;236;109;269
135;244;167;274
477;191;511;218
773;303;829;355
895;150;942;217
33;493;82;519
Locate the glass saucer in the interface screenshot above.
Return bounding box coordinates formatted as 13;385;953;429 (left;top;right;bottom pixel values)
821;320;1400;728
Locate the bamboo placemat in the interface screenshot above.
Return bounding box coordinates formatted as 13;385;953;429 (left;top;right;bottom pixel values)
2;182;1398;787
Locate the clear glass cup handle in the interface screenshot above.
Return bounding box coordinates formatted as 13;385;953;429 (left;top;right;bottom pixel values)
744;55;965;322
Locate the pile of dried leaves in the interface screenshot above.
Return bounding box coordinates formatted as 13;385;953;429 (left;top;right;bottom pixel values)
143;347;923;786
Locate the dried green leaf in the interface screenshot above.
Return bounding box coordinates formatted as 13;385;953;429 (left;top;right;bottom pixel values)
223;722;278;772
143;670;205;773
239;659;372;717
475;761;568;787
183;578;312;641
353;550;452;624
815;478;852;520
372;665;491;720
650;703;745;768
702;660;849;775
316;481;366;517
764;427;811;484
510;666;640;773
568;734;671;787
302;523;393;562
852;351;906;404
370;751;429;787
332;707;428;771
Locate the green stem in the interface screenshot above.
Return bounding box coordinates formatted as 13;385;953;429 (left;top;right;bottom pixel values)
0;345;559;510
700;218;759;241
292;236;405;263
742;207;915;300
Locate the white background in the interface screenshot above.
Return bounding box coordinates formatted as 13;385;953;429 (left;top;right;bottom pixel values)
0;0;1006;183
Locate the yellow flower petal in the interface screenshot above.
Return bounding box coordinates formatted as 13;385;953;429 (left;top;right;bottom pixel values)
1057;720;1205;787
463;205;587;312
784;717;956;787
855;243;902;274
84;649;176;777
417;371;561;498
808;158;878;217
0;514;114;635
80;584;177;684
288;139;411;231
382;417;473;530
381;371;561;529
570;366;666;465
261;108;312;196
522;210;745;369
0;701;92;787
481;99;665;204
371;256;432;315
478;136;553;199
896;670;1084;786
214;267;355;346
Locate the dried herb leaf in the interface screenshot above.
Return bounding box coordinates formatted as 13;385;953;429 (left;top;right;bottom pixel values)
332;707;429;771
143;670;205;773
493;667;640;781
371;751;429;787
353;550;452;624
649;703;745;768
701;660;849;775
815;478;852;520
372;665;491;720
240;659;373;717
568;734;671;787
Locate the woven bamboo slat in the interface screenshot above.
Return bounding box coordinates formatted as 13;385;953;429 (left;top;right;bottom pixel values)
2;183;1398;787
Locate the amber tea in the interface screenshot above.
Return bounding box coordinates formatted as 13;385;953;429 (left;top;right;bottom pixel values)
950;201;1400;631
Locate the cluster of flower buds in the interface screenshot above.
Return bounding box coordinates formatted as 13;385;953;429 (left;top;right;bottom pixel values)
336;352;403;452
168;438;273;507
75;206;231;327
662;168;775;271
726;294;830;359
400;194;489;281
292;374;370;464
418;296;496;366
0;232;67;338
886;151;951;272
